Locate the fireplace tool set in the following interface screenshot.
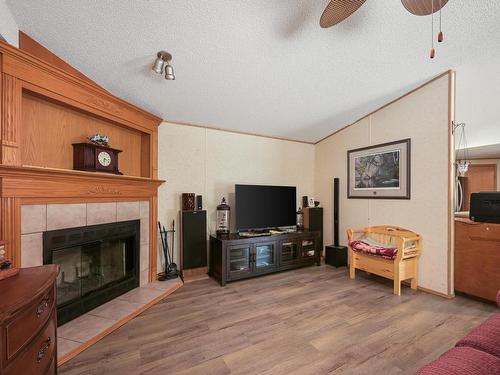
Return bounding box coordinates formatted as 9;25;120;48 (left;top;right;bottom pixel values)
158;221;183;282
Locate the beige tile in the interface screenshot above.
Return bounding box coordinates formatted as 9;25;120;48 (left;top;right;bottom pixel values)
21;233;43;267
116;285;164;304
140;217;149;244
145;278;182;292
140;242;150;271
47;203;86;231
88;298;145;321
140;268;150;286
58;314;115;343
139;200;149;220
87;202;117;225
21;204;47;234
117;201;140;221
57;337;81;358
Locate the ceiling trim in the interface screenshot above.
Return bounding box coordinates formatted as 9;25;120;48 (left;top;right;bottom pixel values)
161;119;316;145
314;70;454;145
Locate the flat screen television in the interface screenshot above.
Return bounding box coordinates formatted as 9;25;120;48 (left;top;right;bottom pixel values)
235;184;296;231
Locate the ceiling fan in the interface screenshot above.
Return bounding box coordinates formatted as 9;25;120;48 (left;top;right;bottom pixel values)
320;0;449;58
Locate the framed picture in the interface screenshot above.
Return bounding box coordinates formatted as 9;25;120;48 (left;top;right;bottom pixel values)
347;138;411;199
307;197;315;207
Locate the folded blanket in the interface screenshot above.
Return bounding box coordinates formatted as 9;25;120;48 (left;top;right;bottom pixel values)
349;239;398;260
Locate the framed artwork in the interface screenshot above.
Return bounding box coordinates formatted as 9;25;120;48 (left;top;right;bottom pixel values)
307;197;315;207
347;138;411;199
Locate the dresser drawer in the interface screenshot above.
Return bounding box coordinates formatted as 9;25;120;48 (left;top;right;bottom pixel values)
5;285;55;360
4;314;56;375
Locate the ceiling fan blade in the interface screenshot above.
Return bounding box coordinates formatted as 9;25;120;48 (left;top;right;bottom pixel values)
320;0;367;28
401;0;449;16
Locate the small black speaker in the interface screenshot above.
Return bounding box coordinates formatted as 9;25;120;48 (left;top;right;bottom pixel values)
196;195;203;210
325;245;347;267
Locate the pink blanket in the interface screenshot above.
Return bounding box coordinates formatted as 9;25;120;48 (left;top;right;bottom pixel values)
349;240;398;260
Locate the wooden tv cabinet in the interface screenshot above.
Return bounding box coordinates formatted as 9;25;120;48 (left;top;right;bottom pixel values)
209;231;320;286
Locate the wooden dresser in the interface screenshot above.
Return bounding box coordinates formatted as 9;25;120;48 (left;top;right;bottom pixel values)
455;218;500;302
0;265;58;374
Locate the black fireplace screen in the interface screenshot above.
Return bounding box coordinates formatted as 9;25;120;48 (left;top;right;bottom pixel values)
43;220;140;326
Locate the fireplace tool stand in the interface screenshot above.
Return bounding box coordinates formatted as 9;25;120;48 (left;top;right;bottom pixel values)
158;221;183;282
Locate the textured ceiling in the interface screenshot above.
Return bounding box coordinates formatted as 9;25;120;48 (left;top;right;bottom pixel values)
6;0;500;142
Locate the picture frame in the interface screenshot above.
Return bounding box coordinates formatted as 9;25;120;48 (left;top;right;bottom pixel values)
347;138;411;199
307;197;315;207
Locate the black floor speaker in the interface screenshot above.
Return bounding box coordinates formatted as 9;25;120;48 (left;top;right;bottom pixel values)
304;207;323;256
325;177;348;267
180;210;207;270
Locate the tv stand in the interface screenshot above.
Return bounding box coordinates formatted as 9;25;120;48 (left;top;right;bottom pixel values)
209;230;320;286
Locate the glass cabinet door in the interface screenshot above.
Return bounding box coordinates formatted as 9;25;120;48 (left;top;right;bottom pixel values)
301;239;316;262
227;245;252;277
255;243;275;271
280;240;299;264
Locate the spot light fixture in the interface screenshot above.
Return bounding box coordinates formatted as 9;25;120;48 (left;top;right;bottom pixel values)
152;51;175;80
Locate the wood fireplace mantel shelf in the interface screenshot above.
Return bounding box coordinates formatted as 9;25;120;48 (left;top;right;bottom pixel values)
0;165;165;199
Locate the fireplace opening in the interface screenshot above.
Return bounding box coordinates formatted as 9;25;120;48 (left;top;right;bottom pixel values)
43;220;140;326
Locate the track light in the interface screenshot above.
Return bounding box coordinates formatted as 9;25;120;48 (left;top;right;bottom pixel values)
164;62;175;80
152;51;175;80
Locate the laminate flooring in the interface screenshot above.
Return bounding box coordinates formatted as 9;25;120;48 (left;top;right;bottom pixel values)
59;265;496;375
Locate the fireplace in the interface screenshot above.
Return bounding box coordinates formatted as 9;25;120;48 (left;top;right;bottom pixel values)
43;220;140;326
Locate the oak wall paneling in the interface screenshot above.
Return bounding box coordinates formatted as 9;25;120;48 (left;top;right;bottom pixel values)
21;93;144;177
1;74;22;165
0;38;164;283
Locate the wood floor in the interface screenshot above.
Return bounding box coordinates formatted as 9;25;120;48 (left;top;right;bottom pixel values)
59;265;496;375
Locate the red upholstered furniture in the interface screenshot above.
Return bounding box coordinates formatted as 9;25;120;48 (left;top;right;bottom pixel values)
416;291;500;374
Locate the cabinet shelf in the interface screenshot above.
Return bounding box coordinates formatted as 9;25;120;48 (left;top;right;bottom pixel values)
210;231;320;286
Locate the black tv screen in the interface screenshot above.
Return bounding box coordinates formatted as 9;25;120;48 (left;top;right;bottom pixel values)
235;184;296;231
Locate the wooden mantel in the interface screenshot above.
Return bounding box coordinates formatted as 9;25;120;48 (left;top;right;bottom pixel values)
0;36;164;280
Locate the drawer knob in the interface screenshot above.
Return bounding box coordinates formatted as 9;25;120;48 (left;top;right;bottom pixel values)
36;297;50;317
36;337;51;363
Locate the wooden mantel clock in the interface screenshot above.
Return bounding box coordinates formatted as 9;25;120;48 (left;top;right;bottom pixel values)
73;143;123;175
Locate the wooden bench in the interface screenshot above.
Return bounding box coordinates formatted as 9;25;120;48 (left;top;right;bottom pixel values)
347;225;422;296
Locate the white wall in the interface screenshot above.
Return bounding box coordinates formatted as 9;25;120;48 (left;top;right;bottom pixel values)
455;57;500;148
315;74;452;295
158;123;315;270
0;0;18;47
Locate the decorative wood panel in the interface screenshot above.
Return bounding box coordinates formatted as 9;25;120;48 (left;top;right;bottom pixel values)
0;39;164;280
22;93;144;177
19;31;103;91
1;75;22;165
0;43;161;132
0;166;162;199
0;196;20;266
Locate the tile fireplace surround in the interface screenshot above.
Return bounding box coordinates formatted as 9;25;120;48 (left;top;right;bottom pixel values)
20;201;152;286
19;200;183;365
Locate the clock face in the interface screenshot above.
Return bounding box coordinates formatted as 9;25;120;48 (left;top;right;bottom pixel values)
97;151;112;167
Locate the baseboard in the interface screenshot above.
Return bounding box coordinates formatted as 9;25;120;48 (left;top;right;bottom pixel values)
402;280;454;299
182;266;209;283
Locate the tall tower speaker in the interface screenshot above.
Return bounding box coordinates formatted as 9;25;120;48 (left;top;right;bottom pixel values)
325;178;347;267
180;210;207;277
304;207;323;257
333;177;340;247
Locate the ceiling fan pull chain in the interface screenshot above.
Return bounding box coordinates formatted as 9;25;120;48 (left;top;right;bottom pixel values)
430;0;435;58
438;0;444;42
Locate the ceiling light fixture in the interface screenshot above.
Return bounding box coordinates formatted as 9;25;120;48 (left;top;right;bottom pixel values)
152;51;175;80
